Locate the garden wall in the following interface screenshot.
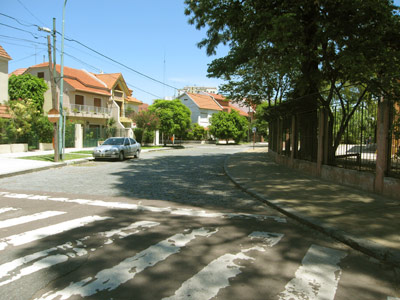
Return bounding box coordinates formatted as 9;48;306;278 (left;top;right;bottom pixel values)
268;150;400;200
0;143;28;154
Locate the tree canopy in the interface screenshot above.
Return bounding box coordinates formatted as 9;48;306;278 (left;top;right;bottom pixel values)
209;110;249;143
148;99;191;138
185;0;400;105
8;74;48;113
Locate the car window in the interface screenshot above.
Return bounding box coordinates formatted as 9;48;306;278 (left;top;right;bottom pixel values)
103;138;124;145
124;138;130;146
130;138;136;144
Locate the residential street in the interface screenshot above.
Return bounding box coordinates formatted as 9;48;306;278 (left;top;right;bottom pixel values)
0;145;398;299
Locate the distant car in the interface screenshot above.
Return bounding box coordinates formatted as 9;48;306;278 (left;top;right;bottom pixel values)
92;137;141;161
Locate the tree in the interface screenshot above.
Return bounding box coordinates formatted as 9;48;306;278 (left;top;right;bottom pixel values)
132;110;160;144
149;99;191;144
185;0;400;160
8;74;48;113
209;110;249;144
6;99;53;146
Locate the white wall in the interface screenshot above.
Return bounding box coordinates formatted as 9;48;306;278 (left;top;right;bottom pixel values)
179;94;200;124
0;58;9;104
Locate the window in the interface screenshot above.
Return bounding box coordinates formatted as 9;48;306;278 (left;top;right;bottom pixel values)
75;95;84;105
37;72;44;79
94;98;101;107
114;91;123;98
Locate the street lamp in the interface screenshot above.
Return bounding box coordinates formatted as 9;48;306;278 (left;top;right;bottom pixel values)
59;0;68;160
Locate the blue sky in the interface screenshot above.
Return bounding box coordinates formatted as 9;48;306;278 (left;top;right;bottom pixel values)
0;0;229;104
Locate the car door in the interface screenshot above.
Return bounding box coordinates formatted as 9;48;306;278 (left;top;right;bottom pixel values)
124;138;133;157
130;138;138;153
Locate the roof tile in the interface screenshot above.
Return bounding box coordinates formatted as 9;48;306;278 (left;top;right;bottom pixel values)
0;45;12;60
187;93;222;111
27;63;110;96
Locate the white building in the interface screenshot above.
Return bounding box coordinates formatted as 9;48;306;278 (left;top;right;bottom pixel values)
177;86;217;96
0;45;12;104
178;92;222;128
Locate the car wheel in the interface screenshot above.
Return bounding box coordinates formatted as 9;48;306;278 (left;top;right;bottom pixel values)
118;151;124;161
134;150;140;158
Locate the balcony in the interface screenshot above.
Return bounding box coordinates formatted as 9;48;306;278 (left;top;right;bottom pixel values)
67;104;112;118
113;90;124;101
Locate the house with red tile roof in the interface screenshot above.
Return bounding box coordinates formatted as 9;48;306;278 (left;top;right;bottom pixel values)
178;92;251;129
178;92;223;128
93;72;142;129
205;92;249;118
23;63;142;139
0;45;12;104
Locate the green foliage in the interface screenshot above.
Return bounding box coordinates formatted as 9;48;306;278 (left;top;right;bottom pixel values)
132;110;160;131
185;0;400;103
105;117;116;138
134;128;155;144
32;115;53;143
1;100;53;146
8;74;48;113
149;99;191;138
0;118;16;144
209;110;249;143
186;123;207;140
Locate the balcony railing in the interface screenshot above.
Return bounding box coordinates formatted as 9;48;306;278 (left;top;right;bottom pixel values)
67;104;112;116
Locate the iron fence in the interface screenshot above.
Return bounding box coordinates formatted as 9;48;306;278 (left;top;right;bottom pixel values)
83;127;127;148
332;101;378;173
390;106;400;178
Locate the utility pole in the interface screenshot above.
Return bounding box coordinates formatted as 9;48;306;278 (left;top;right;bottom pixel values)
47;35;59;162
39;22;59;162
59;0;68;160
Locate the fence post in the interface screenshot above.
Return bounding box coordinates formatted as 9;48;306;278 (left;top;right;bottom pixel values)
74;124;83;149
374;97;390;193
317;108;327;175
276;118;281;154
290;115;297;164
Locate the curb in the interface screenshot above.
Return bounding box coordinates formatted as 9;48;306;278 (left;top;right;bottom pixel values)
223;152;400;268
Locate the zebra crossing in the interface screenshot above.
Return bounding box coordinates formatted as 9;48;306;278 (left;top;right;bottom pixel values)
0;191;397;300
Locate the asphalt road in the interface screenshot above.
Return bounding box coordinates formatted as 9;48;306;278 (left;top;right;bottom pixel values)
0;145;398;299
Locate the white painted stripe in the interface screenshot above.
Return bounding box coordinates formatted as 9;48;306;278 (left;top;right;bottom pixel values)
0;211;66;229
0;207;18;214
37;227;218;300
278;244;347;300
388;297;400;300
0;192;286;223
0;215;111;251
164;232;283;300
0;221;160;286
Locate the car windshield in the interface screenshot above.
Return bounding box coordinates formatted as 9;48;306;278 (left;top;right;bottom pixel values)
102;138;124;146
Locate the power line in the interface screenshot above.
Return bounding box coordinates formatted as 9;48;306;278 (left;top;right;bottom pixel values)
126;82;162;99
9;50;46;64
57;32;179;90
0;34;47;46
0;22;43;39
63;51;102;73
0;12;37;28
16;0;46;26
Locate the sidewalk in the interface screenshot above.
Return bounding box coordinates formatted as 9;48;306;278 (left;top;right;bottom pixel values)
224;146;400;268
0;148;95;178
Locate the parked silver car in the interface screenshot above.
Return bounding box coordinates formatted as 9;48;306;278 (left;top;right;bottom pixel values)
92;137;141;161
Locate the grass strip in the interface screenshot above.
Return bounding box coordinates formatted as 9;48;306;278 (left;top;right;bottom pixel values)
18;153;90;162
